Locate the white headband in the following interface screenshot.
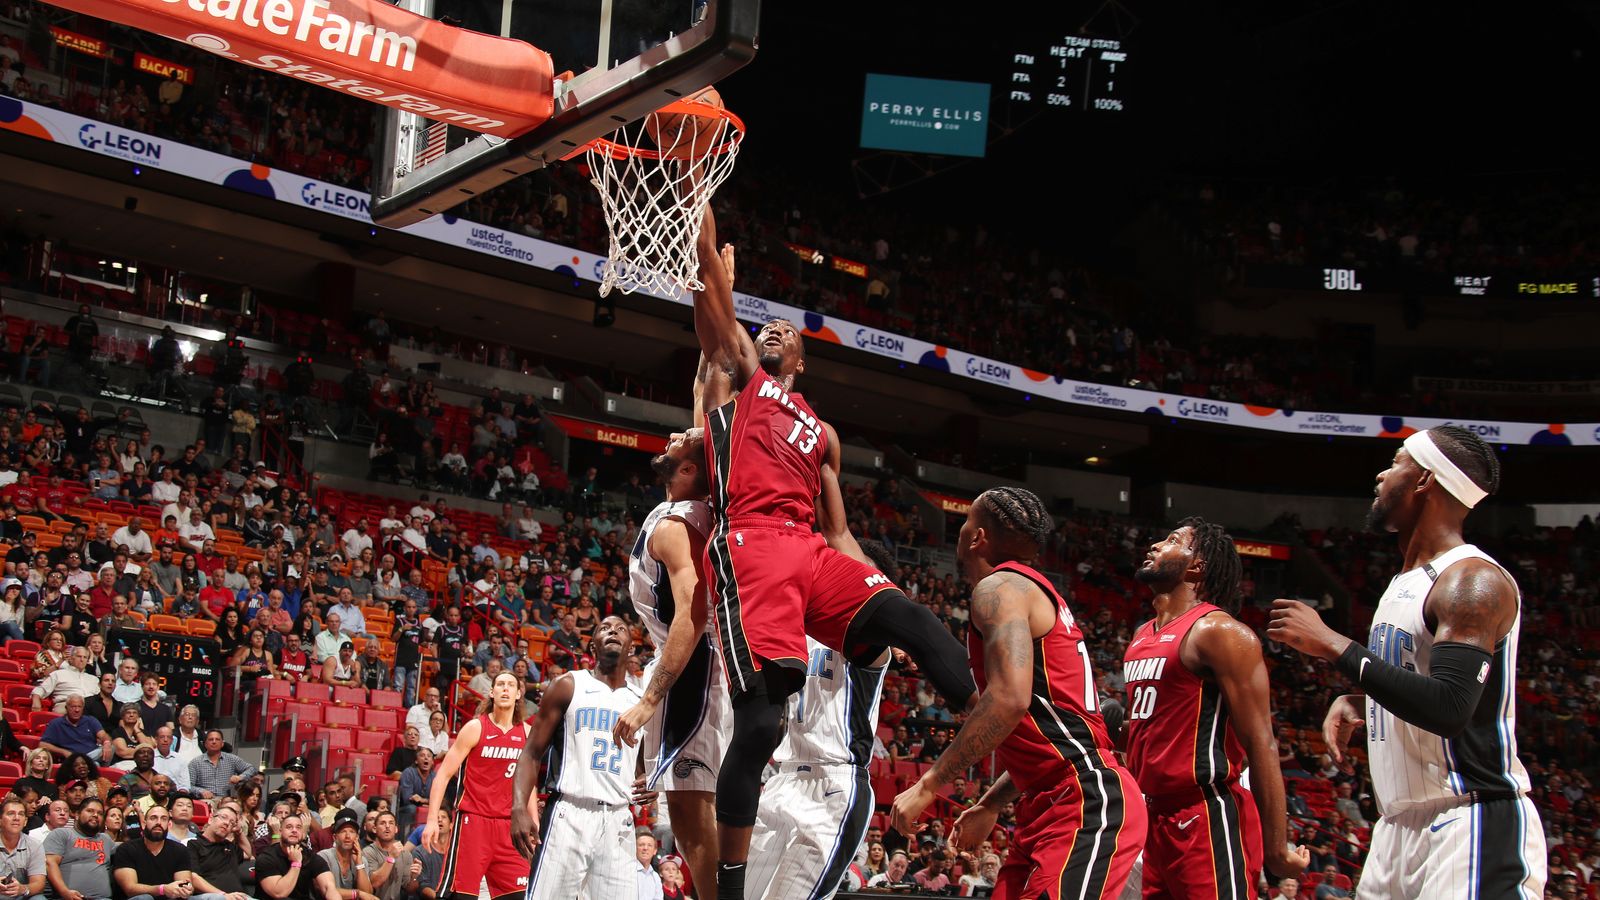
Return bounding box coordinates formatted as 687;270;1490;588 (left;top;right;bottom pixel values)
1403;431;1488;509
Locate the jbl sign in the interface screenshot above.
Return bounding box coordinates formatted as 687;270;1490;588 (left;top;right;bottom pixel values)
1322;268;1364;291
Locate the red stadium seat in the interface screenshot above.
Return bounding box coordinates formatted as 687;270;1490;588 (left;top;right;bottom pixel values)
331;686;367;706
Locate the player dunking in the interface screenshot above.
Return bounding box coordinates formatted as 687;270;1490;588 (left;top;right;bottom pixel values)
892;487;1145;899
1269;426;1546;899
745;539;897;900
511;616;647;898
1123;517;1308;898
611;426;727;897
689;210;976;899
422;670;530;900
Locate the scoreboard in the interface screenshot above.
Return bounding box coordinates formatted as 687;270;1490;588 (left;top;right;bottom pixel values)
1005;36;1128;113
110;629;222;715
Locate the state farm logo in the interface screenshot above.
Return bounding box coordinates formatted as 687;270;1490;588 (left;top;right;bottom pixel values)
185;33;236;55
164;0;419;71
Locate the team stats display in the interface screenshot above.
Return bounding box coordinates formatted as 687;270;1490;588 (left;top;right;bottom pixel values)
1006;35;1128;113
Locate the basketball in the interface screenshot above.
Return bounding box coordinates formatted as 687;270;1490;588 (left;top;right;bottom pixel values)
644;86;728;160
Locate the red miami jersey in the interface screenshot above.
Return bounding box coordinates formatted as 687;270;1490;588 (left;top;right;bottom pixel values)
1121;603;1247;797
705;371;828;527
967;561;1120;795
456;714;530;818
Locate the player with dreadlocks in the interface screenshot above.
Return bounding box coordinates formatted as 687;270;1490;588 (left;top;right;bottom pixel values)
1121;516;1309;898
892;486;1146;899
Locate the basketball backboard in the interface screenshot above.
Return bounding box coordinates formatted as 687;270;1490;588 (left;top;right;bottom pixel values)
370;0;759;227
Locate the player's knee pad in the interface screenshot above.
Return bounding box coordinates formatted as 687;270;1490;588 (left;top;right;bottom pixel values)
716;673;786;827
847;589;976;710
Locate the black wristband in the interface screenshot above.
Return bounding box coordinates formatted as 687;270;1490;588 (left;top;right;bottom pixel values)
1334;642;1376;682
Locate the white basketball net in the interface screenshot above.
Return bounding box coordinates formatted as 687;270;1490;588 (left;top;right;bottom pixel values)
586;106;744;298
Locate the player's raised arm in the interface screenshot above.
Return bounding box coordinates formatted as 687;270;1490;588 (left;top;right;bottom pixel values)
890;571;1036;833
691;206;758;403
421;716;482;852
614;518;709;747
510;672;575;859
1190;616;1310;879
1269;558;1515;738
817;422;869;566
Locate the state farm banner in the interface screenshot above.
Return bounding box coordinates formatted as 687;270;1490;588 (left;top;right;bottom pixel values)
6;96;1600;448
47;0;553;137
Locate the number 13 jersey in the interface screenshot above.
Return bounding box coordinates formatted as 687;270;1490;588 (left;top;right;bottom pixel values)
545;669;644;807
1121;603;1245;798
706;372;827;527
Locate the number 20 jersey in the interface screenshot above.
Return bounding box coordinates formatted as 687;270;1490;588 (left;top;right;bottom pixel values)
544;669;644;807
1120;603;1246;798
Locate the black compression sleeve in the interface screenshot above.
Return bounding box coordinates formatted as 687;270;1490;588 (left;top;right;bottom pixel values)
1334;640;1492;738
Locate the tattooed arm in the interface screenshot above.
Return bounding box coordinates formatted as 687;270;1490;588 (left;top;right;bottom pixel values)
613;517;709;747
890;571;1038;832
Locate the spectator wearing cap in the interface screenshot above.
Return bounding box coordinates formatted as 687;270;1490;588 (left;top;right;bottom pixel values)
321;642;361;689
0;580;26;640
4;531;37;577
318;811;376;900
111;518;153;560
187;731;256;801
33;648;101;715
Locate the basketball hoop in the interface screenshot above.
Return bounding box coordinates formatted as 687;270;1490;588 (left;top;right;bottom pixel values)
583;93;745;298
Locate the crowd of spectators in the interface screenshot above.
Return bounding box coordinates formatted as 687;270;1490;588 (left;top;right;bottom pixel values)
9;0;1600;423
1170;176;1600;274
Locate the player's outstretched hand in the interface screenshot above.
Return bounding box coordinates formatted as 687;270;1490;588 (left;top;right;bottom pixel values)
1267;599;1350;661
420;823;439;855
613;699;654;747
719;243;736;285
1268;843;1312;879
949;802;999;852
1322;694;1365;764
510;803;540;861
890;778;936;837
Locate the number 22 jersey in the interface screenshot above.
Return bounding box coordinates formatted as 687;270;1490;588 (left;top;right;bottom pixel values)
543;669;644;806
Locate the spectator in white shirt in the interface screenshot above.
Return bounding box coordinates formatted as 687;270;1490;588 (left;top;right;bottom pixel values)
150;725;191;792
341;519;373;560
405;687;441;735
110;517;153;558
179;511;215;550
408;500;435;524
149;469;181;505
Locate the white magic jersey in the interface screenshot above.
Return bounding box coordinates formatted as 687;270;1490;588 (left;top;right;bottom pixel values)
1366;543;1531;816
628;499;713;649
545;669;644;806
777;637;889;767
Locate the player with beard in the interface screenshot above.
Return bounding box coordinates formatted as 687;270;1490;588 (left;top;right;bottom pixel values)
688;211;976;899
1269;426;1544;899
892;486;1144;900
420;671;529;900
1122;517;1308;898
611;428;724;898
511;617;646;898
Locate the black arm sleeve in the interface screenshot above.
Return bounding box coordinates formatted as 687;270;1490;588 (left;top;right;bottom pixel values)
1334;640;1492;738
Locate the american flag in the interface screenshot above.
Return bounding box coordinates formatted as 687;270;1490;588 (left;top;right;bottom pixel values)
418;120;449;167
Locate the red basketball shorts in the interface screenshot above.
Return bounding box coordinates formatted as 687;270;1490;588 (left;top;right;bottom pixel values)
442;812;526;900
1141;782;1263;900
704;519;895;696
995;765;1147;900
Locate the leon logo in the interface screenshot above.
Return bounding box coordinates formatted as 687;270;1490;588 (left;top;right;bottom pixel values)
78;123;163;165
